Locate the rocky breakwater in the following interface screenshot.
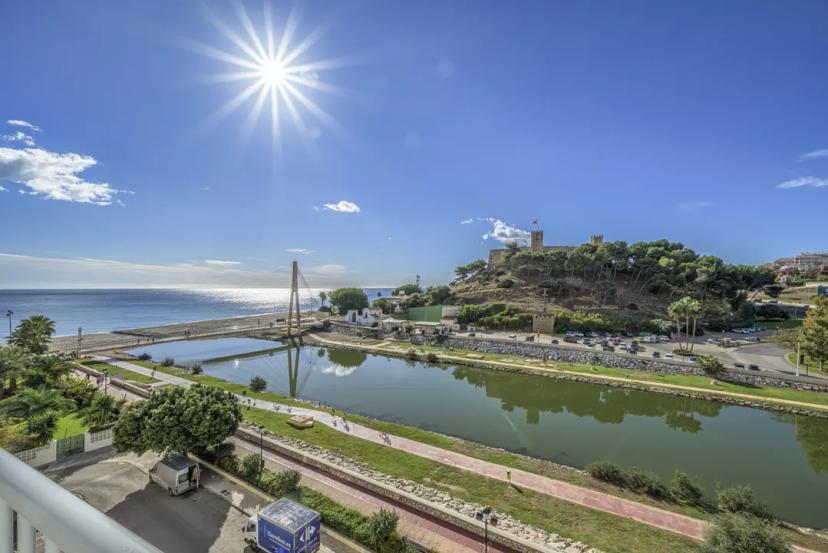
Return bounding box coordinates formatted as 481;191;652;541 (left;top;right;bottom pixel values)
238;423;599;553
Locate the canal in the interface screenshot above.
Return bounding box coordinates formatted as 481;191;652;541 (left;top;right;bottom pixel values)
129;340;828;528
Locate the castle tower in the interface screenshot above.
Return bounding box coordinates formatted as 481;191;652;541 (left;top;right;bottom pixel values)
590;234;604;245
531;230;544;252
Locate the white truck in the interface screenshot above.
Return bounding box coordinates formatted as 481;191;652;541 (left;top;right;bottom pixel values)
148;455;200;496
243;498;321;553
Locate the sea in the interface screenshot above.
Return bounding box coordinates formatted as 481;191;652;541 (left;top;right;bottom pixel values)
0;288;392;337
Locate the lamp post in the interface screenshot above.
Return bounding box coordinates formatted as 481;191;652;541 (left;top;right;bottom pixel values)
103;368;110;394
257;424;265;481
5;309;12;343
475;506;498;553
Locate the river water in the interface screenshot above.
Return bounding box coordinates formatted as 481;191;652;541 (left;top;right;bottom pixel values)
129;340;828;528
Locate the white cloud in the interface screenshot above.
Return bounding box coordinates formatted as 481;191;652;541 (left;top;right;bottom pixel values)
6;120;41;132
286;248;314;255
777;176;828;189
323;200;360;213
677;200;713;212
2;131;35;147
482;219;531;246
203;259;241;266
798;149;828;162
460;218;474;224
0;185;5;192
0;147;125;205
306;263;349;276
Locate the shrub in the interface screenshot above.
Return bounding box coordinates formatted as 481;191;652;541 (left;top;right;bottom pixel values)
138;353;152;361
61;378;98;409
626;469;669;498
216;454;239;474
703;514;789;553
699;355;725;376
717;485;771;520
756;304;789;320
586;462;626;485
194;442;235;463
190;363;203;375
406;349;418;360
240;453;263;479
671;471;703;504
270;469;301;496
496;278;514;289
426;352;439;363
162;357;175;367
366;509;399;547
250;376;267;393
24;411;59;445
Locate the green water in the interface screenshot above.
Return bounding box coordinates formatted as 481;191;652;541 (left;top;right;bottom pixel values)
195;343;828;528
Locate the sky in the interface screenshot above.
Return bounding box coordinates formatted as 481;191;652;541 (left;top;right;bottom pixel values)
1;0;827;289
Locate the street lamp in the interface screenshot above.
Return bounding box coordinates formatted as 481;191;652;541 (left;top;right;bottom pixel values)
475;506;498;553
257;424;265;480
103;368;110;394
5;310;12;343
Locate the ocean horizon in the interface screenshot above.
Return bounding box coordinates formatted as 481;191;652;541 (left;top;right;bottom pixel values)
0;287;392;337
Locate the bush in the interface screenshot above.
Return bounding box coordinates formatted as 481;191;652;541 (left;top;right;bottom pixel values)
496;278;514;289
270;469;301;496
138;353;152;360
61;378;98;409
626;469;669;498
756;304;789;320
250;376;267;392
405;349;418;360
24;411;59;445
190;363;203;375
586;462;627;485
703;514;789;553
162;357;175;367
671;471;703;504
425;352;439;363
194;442;235;464
216;454;239;474
240;453;263;479
699;355;725;376
717;485;771;520
366;509;399;547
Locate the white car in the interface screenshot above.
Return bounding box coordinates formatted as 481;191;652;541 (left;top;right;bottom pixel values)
664;353;674;360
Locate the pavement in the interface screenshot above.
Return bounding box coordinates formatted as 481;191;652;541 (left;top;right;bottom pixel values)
48;450;359;553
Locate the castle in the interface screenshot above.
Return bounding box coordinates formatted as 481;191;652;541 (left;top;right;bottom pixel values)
487;231;603;266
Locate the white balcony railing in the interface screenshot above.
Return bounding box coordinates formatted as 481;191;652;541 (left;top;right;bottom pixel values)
0;447;163;553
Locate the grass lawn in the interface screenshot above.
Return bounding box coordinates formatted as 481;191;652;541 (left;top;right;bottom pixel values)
79;360;160;385
54;412;88;438
243;408;702;553
785;352;827;376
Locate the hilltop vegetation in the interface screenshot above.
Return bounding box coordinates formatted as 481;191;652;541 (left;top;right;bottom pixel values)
450;239;774;327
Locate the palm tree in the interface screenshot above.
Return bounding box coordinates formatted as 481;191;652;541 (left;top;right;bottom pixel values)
1;387;72;419
82;394;125;428
11;315;56;354
34;354;72;384
0;345;29;398
318;291;328;308
667;296;702;352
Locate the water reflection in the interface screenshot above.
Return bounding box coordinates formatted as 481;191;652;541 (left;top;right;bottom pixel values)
773;413;828;474
451;366;721;432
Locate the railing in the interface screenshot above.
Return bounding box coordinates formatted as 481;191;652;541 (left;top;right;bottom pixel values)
0;447;163;553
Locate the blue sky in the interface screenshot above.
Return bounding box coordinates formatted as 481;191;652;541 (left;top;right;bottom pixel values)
1;0;827;288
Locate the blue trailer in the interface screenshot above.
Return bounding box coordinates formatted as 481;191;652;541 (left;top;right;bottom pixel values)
244;498;321;553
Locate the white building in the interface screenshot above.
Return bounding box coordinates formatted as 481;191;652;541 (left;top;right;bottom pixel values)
344;308;382;325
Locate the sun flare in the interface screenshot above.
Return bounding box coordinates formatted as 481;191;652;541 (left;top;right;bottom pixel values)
184;1;352;159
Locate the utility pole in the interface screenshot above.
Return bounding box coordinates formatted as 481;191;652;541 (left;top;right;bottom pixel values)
416;274;421;289
287;260;301;336
77;327;83;358
5;310;12;344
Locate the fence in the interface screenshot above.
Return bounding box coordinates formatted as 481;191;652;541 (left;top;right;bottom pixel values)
13;428;114;469
405;305;445;322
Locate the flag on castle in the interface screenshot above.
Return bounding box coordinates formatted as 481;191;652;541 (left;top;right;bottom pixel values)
532;219;539;225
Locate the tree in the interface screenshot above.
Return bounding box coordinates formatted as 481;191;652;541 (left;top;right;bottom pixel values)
318;291;328;308
33;355;73;384
250;376;267;392
799;296;828;372
755;304;789;320
0;345;28;397
372;298;393;314
426;285;452;305
113;384;241;456
717;485;771;520
392;284;421;296
668;297;703;352
455;259;487;280
703;515;788;553
11;315;56;355
1;387;72;419
329;288;369;314
82;394;125;428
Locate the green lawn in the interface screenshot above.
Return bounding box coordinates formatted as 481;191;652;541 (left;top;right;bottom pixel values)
80;360;160;385
243;408;702;553
54;412;88;438
785;352;826;376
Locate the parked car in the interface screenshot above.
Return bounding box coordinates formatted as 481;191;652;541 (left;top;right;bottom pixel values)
468;332;476;337
748;364;760;371
550;339;559;344
652;351;661;358
687;356;698;363
664;353;674;360
734;362;745;369
603;346;615;352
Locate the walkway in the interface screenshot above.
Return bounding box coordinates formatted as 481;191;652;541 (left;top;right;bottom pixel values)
94;356;706;540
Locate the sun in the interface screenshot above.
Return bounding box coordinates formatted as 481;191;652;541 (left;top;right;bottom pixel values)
183;1;353;159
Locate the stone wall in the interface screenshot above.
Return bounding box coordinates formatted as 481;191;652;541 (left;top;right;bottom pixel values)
327;321;380;339
409;335;828;393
